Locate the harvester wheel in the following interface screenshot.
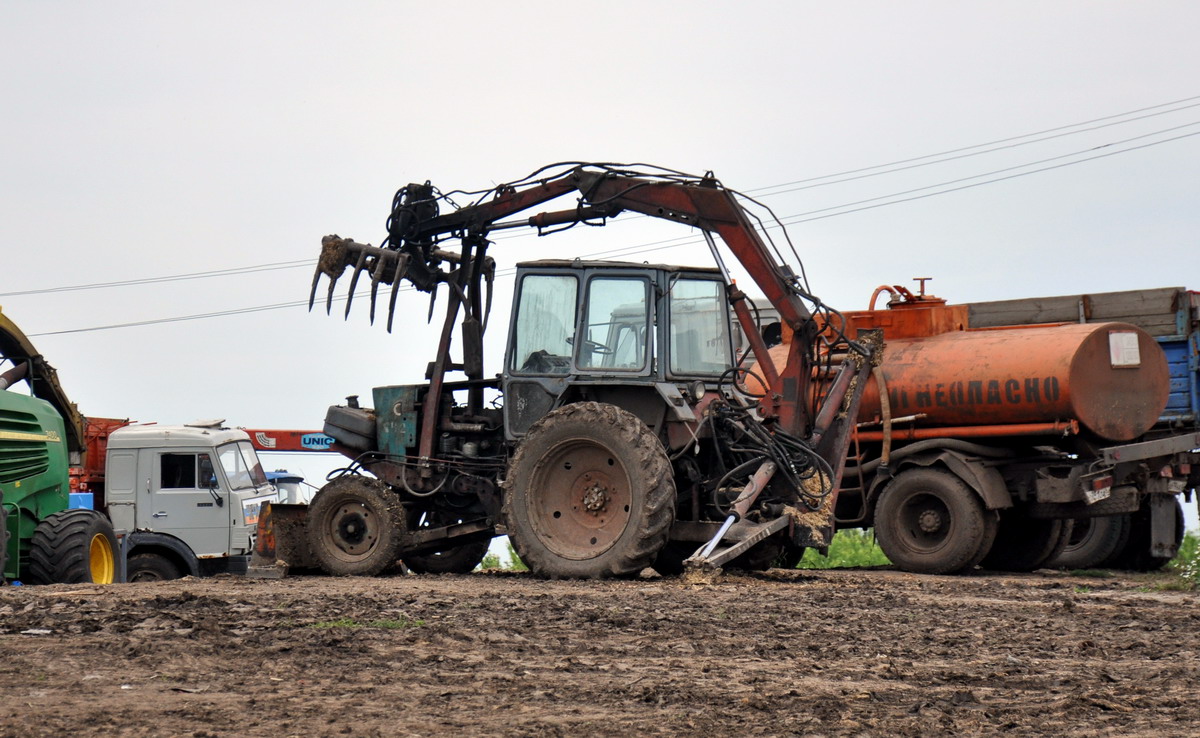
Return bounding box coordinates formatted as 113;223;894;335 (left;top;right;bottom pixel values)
307;476;405;576
874;469;997;574
981;509;1071;572
504;402;674;579
1046;515;1129;570
127;553;182;582
27;509;119;584
404;539;491;575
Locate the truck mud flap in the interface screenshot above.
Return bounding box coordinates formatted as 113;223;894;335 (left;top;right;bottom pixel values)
247;502;314;578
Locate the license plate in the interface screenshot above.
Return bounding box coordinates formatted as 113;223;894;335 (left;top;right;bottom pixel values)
1084;475;1113;504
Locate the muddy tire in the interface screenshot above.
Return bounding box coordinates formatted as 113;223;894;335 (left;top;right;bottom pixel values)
27;509;118;584
503;402;674;579
1111;497;1184;571
307;476;405;576
127;553;182;582
1046;515;1129;569
874;469;997;574
981;510;1070;572
404;539;491;574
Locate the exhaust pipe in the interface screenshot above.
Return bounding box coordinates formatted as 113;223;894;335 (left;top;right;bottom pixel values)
0;361;29;390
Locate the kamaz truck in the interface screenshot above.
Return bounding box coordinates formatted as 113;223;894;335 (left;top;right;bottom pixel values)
2;306;278;583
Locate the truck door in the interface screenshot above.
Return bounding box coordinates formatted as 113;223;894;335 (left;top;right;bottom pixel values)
140;449;230;556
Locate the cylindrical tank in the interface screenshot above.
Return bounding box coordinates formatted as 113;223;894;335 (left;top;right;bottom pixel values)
763;322;1169;442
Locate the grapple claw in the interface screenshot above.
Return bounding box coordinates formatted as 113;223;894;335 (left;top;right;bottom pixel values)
308;264;323;312
369;257;388;326
324;274;340;315
343;249;370;320
386;254;409;333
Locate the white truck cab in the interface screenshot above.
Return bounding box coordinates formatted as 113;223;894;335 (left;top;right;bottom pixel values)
104;421;276;581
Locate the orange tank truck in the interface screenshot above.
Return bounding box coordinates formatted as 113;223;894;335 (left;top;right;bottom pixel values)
745;282;1198;576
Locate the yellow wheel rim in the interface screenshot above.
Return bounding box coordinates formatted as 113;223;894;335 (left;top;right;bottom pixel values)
88;533;115;584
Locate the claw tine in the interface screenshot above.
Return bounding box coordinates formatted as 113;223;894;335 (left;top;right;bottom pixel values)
343;250;370;320
368;256;389;325
324;273;340;315
308;265;324;312
386;254;408;333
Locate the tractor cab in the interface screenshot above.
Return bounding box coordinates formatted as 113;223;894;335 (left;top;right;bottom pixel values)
502;260;735;439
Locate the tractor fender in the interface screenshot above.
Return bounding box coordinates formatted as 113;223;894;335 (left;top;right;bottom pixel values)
127;531;201;577
869;449;1013;512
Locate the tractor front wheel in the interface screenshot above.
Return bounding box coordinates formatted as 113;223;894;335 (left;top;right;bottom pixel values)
307;476;405;576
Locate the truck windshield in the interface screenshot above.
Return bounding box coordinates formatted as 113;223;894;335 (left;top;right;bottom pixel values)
669;277;732;375
217;441;269;490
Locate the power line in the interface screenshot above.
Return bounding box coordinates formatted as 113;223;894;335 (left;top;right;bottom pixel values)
25;105;1200;336
14;95;1200;299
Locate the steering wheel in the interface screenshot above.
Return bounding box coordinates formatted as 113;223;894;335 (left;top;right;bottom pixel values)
566;336;613;355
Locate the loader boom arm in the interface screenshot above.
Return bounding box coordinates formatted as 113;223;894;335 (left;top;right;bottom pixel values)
310;163;840;439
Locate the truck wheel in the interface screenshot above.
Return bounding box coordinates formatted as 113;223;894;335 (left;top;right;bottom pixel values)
1110;497;1184;571
126;553;182;582
404;539;491;574
980;509;1071;572
307;476;405;576
27;509;118;584
874;469;997;574
1046;515;1129;570
504;402;674;579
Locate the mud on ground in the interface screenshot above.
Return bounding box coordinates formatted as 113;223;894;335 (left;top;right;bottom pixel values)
0;568;1197;737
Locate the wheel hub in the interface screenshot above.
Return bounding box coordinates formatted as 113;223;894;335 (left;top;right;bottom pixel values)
329;503;377;556
528;439;633;560
582;475;610;514
918;509;943;533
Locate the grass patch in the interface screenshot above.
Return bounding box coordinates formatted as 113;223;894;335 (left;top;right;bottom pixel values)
798;528;891;569
307;616;424;630
1165;530;1199;591
478;538;528;572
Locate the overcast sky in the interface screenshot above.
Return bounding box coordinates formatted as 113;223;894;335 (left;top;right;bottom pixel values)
2;2;1198;525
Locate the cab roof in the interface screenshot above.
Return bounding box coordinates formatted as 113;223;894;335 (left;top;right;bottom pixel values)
515;259;722;275
107;424;251;450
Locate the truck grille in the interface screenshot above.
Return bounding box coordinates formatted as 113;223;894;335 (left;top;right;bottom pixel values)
0;408;52;483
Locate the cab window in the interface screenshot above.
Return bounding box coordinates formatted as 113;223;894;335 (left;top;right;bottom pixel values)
579;277;649;371
669;278;732;375
511;274;578;374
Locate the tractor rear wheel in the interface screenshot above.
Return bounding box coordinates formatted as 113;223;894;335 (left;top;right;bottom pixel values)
1046;514;1129;570
307;476;405;576
127;553;182;582
27;509;118;584
504;402;674;579
874;469;997;574
404;540;492;574
981;509;1071;572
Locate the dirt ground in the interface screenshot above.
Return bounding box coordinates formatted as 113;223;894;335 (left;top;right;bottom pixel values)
1;567;1197;737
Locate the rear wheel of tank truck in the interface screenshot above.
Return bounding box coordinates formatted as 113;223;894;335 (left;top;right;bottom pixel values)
1046;514;1130;570
874;468;997;575
27;509;118;584
981;508;1072;572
